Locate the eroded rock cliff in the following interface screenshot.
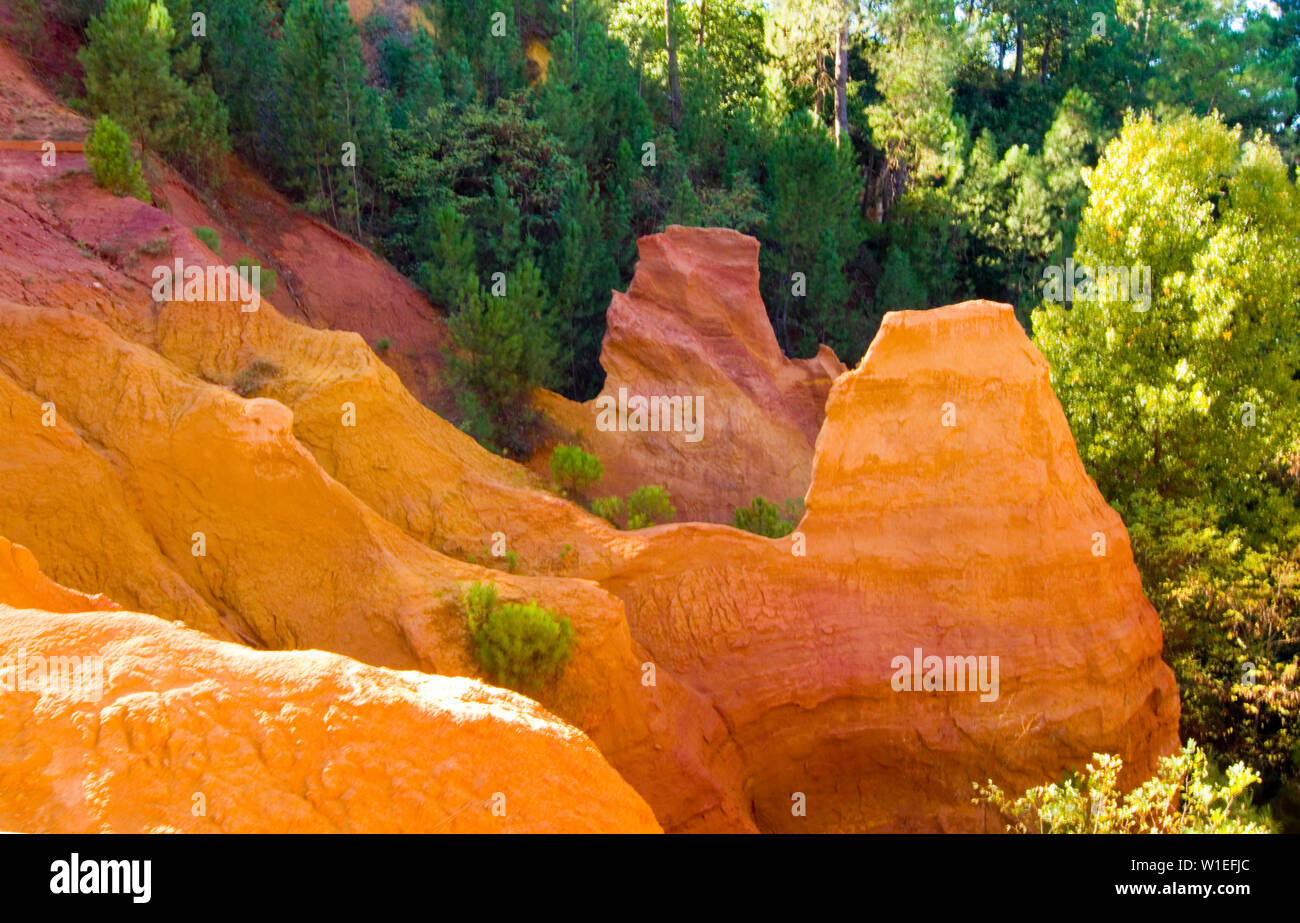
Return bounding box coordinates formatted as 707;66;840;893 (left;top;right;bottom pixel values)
594;302;1180;832
535;226;844;523
0;38;1180;834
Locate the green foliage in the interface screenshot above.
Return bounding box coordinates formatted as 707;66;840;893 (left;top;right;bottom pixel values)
197;0;279;170
462;581;498;633
975;740;1271;834
79;0;229;181
1127;495;1300;816
192;225;220;253
419;204;477;309
374;338;391;352
1034;112;1300;516
234;256;275;296
1034;111;1300;825
864;0;960;178
232;357;281;397
591;484;676;530
550;444;603;495
462;582;574;693
873;244;927;312
445;258;559;457
626;485;676;529
761;110;866;359
84;115;150;202
590;495;625;526
735;496;804;538
275;0;383;236
101;0;1300;392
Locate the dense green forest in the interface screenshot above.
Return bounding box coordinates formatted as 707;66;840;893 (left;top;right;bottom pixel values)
9;0;1299;829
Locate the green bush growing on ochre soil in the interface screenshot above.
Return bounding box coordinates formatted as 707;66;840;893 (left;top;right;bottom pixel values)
462;582;574;693
235;255;276;296
974;740;1271;833
232;357;281;397
627;485;675;529
193;225;220;253
735;496;804;538
590;485;676;530
550;444;602;496
590;495;624;525
84;115;150;202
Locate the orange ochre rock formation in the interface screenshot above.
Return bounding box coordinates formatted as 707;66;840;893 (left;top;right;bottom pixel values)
0;37;1179;833
0;542;660;833
594;301;1180;832
534;226;844;523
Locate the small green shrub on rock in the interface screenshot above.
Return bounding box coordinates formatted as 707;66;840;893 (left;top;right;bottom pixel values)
235;255;275;296
462;582;574;693
193;225;220;253
626;485;675;529
590;486;676;529
590;495;624;526
550;444;602;495
735;496;804;537
85;115;150;202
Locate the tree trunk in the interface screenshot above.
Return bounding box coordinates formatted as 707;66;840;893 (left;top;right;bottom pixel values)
1039;33;1052;86
698;0;705;47
835;23;849;147
1014;19;1023;80
664;0;682;130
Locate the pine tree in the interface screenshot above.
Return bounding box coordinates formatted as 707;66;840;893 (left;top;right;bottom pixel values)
420;204;477;309
200;0;280;170
446;258;560;456
278;0;383;236
79;0;228;181
761;111;864;358
80;0;178;148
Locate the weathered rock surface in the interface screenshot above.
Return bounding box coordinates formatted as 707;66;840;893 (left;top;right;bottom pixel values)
535;226;844;523
0;537;119;613
0;39;1181;834
594;302;1181;832
0;39;451;410
0;302;752;833
0;365;232;638
0;559;661;833
151;296;629;580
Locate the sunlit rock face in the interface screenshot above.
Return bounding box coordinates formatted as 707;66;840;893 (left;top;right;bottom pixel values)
0;543;662;834
0;302;753;833
534;225;844;524
595;301;1180;832
0;37;1178;834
